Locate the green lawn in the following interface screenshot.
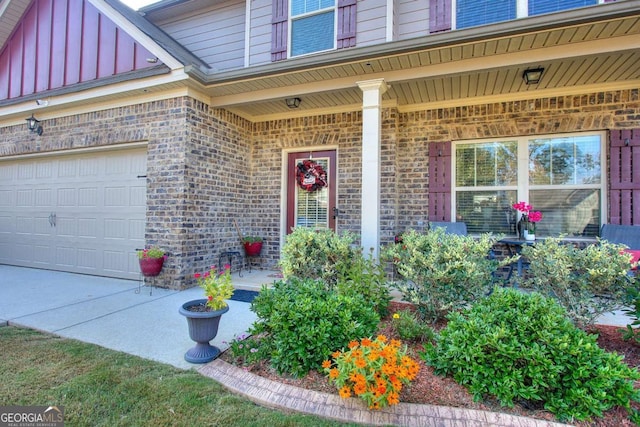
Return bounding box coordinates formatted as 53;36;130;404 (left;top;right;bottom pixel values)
0;326;355;427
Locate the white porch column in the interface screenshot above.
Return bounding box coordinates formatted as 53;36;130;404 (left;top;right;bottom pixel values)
356;78;388;258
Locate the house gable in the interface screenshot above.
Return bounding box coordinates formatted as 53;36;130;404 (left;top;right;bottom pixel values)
0;0;157;102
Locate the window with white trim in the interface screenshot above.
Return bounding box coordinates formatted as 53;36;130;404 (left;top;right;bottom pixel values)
290;0;336;57
453;0;601;30
453;132;605;237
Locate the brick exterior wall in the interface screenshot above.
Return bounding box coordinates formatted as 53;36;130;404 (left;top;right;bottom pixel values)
0;88;638;289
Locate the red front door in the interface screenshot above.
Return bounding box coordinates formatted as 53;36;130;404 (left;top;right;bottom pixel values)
286;150;337;233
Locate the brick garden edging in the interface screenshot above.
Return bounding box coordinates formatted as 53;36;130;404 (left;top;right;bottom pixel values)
198;359;571;427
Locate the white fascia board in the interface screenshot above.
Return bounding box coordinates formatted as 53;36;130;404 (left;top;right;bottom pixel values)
89;0;184;70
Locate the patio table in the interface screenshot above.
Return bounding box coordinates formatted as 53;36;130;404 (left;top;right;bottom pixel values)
499;237;537;281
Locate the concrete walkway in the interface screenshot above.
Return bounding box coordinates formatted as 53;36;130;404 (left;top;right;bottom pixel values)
0;264;630;426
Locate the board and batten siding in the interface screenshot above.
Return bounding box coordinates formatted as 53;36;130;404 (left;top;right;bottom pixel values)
397;0;430;40
155;0;246;71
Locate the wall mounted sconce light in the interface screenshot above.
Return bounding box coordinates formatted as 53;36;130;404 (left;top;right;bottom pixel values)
285;97;301;109
523;67;544;85
26;114;43;136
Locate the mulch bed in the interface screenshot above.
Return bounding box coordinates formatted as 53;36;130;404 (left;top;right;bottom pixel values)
221;301;640;426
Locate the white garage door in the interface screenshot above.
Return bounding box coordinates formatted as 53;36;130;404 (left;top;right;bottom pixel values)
0;148;147;280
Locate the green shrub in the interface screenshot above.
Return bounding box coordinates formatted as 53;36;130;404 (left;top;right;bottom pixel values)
334;249;391;317
521;237;635;328
382;228;506;322
279;227;359;287
248;278;380;377
621;285;640;344
391;309;435;343
422;288;640;422
280;227;392;317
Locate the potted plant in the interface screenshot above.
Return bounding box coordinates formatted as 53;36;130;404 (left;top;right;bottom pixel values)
179;265;234;363
242;236;263;257
137;246;166;276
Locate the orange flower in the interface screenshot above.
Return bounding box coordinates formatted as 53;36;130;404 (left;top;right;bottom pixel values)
387;391;400;405
361;338;372;347
381;362;395;375
353;382;366;396
339;386;352;399
377;334;388;343
329;368;339;379
331;350;341;359
321;360;332;369
370;401;380;410
348;340;359;349
355;357;367;369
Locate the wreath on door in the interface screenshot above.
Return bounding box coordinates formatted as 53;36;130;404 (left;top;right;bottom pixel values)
296;160;328;192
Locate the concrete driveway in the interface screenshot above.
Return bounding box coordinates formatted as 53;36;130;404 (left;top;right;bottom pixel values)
0;265;257;370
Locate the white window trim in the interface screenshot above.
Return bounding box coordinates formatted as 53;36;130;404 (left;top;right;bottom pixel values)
451;131;607;234
288;0;337;58
451;0;610;31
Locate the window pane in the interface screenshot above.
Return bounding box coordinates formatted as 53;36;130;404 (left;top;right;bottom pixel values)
530;136;601;185
456;191;517;234
292;0;335;16
530;189;600;237
456;142;517;187
456;0;516;29
291;11;334;56
529;0;597;16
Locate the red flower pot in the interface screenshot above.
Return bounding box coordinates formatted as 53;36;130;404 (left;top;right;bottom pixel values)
243;242;263;257
139;257;164;277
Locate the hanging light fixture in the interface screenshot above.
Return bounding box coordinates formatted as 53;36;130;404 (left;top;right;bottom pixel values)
285;97;301;109
25;114;43;135
523;68;544;85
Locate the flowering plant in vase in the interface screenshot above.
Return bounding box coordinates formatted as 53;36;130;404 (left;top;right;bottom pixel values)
512;201;542;238
527;210;543;234
194;264;234;311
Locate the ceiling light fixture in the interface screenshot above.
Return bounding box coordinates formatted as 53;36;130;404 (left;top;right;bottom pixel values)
285;97;301;109
523;67;544;85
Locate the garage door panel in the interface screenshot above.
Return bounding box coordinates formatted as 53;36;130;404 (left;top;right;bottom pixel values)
36;161;55;179
34;245;54;265
79;158;99;177
56;246;76;267
0;148;146;279
17;163;34;180
78;218;97;237
77;248;98;270
57;187;77;206
78;187;98;206
57;217;77;237
34;188;53;206
34;216;52;235
16;189;33;206
16;216;34;234
104;218;127;239
0;189;12;205
105;186;127;206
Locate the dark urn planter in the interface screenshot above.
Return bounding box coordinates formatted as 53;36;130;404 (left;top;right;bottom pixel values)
243;241;263;257
139;257;164;276
179;299;229;363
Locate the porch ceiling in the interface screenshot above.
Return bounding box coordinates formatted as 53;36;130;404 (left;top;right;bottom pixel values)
189;5;640;121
